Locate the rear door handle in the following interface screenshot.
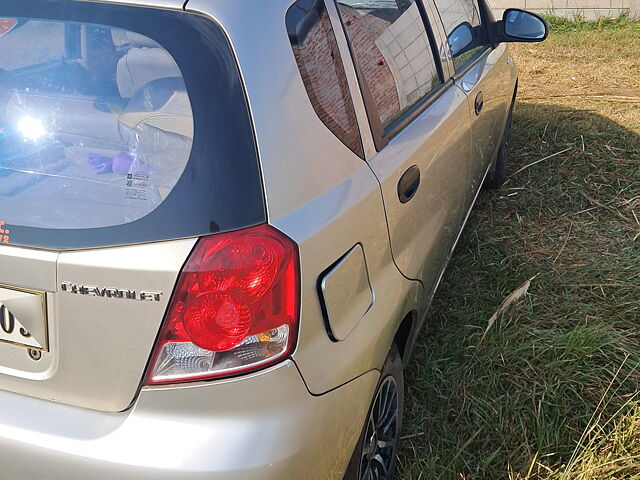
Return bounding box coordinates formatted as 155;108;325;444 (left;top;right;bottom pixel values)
474;91;484;115
397;165;420;204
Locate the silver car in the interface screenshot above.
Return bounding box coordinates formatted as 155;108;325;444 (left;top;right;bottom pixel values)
0;0;546;478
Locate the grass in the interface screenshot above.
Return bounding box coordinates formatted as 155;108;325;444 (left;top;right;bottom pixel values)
397;18;640;480
543;13;640;34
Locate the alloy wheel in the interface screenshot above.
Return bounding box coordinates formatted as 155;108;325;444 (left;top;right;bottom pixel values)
359;376;399;480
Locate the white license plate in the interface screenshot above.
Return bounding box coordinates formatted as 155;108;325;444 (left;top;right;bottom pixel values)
0;285;48;351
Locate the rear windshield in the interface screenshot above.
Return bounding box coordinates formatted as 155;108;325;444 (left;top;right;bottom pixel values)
0;1;265;250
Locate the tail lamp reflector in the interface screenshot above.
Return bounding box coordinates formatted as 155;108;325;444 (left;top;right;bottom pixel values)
145;224;299;385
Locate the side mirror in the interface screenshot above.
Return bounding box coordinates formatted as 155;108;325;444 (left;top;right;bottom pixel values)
498;9;548;42
448;22;474;57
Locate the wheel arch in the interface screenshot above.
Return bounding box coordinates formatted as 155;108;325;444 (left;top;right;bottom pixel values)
393;310;420;367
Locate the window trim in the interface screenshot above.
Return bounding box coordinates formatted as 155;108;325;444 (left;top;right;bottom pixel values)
332;0;449;149
324;0;378;158
419;0;456;79
384;78;454;139
331;1;386;151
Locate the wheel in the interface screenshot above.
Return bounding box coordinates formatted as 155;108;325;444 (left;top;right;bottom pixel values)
344;344;404;480
483;100;515;190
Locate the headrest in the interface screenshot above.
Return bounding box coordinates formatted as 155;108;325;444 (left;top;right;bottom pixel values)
111;29;160;49
116;47;182;98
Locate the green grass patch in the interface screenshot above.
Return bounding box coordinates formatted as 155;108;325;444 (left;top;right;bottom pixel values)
543;13;640;33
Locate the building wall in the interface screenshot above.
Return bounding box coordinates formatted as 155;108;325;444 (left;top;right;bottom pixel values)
491;0;638;20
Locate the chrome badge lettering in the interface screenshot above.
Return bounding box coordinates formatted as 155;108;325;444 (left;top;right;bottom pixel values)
60;282;162;302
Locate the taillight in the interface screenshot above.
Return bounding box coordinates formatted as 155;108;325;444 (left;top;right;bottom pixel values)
145;224;299;385
0;18;17;37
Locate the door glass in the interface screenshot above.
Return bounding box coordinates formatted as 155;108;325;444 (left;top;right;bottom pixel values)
434;0;485;71
336;0;440;128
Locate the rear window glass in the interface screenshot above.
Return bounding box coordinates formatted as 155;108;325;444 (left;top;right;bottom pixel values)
0;2;265;250
0;20;192;230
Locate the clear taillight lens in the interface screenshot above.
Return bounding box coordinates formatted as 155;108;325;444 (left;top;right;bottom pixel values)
145;224;299;385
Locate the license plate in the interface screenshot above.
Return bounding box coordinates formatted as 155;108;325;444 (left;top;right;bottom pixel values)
0;284;48;351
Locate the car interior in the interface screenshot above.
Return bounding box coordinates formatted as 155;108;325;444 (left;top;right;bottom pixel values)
0;19;193;229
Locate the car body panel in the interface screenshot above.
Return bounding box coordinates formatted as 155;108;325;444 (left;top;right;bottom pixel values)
0;0;525;476
0;238;196;412
187;0;425;395
0;360;378;479
364;85;473;290
321;0;476;295
319;243;374;342
0;245;58;293
457;44;514;196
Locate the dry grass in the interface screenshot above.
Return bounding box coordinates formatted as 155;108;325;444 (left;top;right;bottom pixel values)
397;18;640;480
512;18;640;131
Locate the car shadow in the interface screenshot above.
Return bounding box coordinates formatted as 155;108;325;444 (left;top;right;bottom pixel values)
398;101;640;479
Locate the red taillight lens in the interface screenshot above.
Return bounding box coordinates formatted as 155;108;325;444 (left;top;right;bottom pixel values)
145;224;299;385
0;19;17;37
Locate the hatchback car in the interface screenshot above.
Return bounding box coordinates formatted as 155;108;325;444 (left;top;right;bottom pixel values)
0;0;546;478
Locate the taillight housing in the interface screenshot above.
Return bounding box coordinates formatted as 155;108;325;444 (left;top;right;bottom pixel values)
0;18;17;38
145;224;300;385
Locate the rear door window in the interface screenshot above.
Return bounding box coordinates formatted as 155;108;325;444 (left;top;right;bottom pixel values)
0;2;265;250
335;0;441;128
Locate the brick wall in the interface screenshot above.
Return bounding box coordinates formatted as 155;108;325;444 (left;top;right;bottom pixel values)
295;2;440;137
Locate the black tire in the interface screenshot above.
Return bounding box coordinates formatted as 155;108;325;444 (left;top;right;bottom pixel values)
344;344;404;480
483;100;515;190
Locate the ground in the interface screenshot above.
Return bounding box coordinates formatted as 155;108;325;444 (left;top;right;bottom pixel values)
398;17;640;480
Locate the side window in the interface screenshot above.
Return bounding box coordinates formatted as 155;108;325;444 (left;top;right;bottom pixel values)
286;0;364;158
434;0;485;71
336;0;440;129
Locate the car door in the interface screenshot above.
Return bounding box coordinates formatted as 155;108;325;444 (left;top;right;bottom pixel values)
432;0;512;196
328;0;474;294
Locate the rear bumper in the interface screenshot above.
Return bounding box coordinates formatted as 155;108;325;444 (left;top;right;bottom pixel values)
0;361;377;479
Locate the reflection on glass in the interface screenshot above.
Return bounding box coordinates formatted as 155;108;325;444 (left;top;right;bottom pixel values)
447;22;473;57
17;116;47;141
0;18;194;230
504;10;546;39
433;0;483;71
336;0;440;127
